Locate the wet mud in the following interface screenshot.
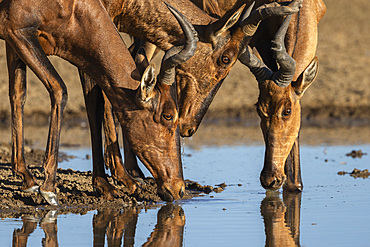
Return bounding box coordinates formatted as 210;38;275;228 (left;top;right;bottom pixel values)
0;143;224;217
346;150;367;158
338;168;370;179
337;149;369;179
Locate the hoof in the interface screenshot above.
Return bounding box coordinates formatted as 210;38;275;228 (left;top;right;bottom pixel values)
23;185;40;193
93;185;119;200
39;190;59;206
283;181;303;193
23;215;42;223
41;210;58;223
134;177;146;185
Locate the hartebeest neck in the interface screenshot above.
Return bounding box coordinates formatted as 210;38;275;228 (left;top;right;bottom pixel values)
64;0;141;117
285;0;326;81
102;0;216;51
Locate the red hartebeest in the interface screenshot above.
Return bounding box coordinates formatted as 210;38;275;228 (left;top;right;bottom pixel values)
240;13;320;190
2;1;198;204
198;0;325;191
81;0;304;190
96;0;324;193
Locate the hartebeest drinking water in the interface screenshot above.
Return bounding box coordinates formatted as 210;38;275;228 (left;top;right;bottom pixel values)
99;0;324;192
4;0;267;193
187;0;326;191
240;14;319;190
2;1;198;204
83;0;305;190
81;0;265;184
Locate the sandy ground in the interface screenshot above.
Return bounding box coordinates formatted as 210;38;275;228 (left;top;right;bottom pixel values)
0;142;224;215
0;0;368;127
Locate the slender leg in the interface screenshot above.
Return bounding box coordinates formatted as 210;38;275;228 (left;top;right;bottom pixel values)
284;135;303;192
102;93;139;191
8;32;68;205
6;43;39;192
80;70;125;199
123;136;145;179
40;222;58;247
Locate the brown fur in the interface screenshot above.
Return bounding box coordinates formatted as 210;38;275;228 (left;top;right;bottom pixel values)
2;0;187;204
195;0;326;191
88;0;325;192
80;0;254;188
254;1;325;190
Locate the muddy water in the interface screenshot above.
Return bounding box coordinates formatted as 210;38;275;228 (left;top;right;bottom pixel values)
0;139;369;246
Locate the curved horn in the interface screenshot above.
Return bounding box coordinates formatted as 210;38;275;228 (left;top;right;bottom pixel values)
239;46;273;83
271;15;296;87
240;0;303;39
238;0;302;84
239;1;255;26
158;3;198;85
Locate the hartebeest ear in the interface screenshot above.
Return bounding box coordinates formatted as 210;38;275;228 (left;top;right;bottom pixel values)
134;47;150;75
210;4;245;40
139;63;156;102
292;56;319;96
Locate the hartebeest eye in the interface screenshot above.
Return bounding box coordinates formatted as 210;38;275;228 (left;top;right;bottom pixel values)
282;108;292;117
221;55;231;64
162;114;173;121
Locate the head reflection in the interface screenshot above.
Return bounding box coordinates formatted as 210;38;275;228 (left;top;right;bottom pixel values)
260;191;302;247
13;210;58;247
143;204;185;247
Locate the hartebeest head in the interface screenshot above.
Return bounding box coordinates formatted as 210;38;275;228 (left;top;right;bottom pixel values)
176;0;303;137
240;15;318;190
175;4;247;136
124;4;198;201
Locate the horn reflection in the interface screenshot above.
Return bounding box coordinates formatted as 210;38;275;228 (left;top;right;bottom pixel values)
261;191;301;247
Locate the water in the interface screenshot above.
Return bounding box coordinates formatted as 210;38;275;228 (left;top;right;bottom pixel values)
1;143;370;246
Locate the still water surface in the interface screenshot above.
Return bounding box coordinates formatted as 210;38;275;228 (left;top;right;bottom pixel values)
1;143;369;246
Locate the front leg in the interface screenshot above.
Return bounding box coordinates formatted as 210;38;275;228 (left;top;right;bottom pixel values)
8;32;68;205
284;136;302;192
80;70;119;199
122;135;145;179
102;92;139;192
6;42;39;193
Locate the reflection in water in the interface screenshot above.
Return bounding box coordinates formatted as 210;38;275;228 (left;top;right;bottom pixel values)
12;204;185;247
93;207;140;246
261;191;302;247
13;210;58;247
142;204;185;247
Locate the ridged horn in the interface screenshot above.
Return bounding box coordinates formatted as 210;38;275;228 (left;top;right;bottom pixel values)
158;3;198;85
240;0;303;39
271;14;296;87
